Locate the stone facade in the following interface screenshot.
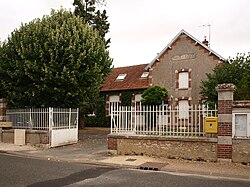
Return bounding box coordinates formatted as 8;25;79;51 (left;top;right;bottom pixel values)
232;139;250;163
151;32;223;105
101;30;225;114
1;129;49;145
108;135;217;161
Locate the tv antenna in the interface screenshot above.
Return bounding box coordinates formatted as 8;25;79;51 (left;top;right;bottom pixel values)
199;24;211;47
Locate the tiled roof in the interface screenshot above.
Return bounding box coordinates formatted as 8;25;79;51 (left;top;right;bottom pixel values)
101;64;149;91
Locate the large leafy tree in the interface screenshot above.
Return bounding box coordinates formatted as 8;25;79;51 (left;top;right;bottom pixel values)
200;53;250;105
0;9;112;112
73;0;110;48
141;86;168;105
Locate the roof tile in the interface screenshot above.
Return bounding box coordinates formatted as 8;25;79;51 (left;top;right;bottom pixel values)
101;64;149;91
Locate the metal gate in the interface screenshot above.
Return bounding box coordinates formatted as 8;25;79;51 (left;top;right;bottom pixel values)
7;108;79;147
49;108;79;147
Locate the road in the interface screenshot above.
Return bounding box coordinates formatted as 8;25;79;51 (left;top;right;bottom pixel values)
0;153;249;187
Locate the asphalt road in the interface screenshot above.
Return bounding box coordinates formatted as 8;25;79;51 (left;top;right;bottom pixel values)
0;153;249;187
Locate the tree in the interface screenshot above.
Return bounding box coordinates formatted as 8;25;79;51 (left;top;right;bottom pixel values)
73;0;110;48
141;86;168;105
200;53;250;105
0;8;112;113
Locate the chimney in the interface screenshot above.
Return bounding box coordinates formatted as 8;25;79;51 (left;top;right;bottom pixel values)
202;36;209;47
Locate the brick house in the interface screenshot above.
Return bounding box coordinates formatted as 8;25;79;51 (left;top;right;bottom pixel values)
101;29;225;115
101;63;149;115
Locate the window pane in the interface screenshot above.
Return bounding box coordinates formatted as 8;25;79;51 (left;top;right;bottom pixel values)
179;72;188;88
235;114;247;137
141;72;149;78
116;74;127;80
178;100;189;119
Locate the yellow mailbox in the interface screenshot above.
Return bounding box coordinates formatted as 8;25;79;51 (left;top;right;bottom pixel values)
205;117;218;133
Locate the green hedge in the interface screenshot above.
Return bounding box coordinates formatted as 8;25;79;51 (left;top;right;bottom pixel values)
84;115;111;127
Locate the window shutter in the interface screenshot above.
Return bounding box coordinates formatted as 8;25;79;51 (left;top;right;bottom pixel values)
179;72;189;89
178;100;189;119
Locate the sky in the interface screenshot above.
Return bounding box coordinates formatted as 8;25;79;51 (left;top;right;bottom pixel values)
0;0;250;67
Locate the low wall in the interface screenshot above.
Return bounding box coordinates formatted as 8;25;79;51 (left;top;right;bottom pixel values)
108;134;218;162
232;139;250;163
0;129;49;145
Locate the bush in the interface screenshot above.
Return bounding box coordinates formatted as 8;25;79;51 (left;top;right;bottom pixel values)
84;115;111;127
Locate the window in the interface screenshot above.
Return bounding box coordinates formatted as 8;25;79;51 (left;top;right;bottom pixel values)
116;74;127;80
135;94;142;112
178;72;188;89
178;100;189;119
141;72;149;78
233;113;250;137
109;95;120;115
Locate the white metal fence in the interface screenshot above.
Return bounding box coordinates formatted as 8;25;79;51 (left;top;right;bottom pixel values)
7;108;78;130
110;104;217;137
6;108;79;147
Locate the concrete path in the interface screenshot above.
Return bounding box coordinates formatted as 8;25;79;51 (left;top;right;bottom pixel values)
1;127;250;181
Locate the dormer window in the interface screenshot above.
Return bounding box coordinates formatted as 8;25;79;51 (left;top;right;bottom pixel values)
116;74;127;80
141;72;149;78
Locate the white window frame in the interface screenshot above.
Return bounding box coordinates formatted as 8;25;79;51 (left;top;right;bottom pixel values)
116;74;127;80
178;72;189;89
232;113;250;138
141;72;149;78
178;100;189;119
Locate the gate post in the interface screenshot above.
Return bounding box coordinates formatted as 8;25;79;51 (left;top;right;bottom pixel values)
48;107;53;147
216;83;236;162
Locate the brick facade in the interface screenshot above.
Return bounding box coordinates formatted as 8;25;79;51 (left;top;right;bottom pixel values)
108;137;117;150
216;83;236;162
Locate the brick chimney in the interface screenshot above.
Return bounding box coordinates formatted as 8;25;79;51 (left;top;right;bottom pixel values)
202;36;209;47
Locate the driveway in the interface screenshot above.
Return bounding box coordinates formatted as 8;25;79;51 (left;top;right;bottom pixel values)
78;127;110;156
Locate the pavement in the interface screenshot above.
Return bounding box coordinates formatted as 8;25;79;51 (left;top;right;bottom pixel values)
1;127;250;181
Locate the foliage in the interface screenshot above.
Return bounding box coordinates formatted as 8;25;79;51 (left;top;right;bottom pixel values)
84;115;110;127
0;9;112;112
141;86;168;105
84;93;110;127
120;92;133;106
73;0;110;48
200;53;250;105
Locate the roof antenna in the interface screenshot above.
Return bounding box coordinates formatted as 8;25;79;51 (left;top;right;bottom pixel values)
199;24;211;47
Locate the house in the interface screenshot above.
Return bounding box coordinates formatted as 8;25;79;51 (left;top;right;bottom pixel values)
100;63;150;115
101;29;225;115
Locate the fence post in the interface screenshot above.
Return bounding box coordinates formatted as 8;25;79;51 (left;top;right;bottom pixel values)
29;108;33;129
216;83;236;163
49;107;53;131
110;103;113;133
76;108;79;129
69;108;71;129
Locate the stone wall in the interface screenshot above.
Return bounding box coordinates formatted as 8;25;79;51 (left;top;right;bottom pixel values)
107;84;250;164
232;139;250;163
108;135;217;162
0;129;49;145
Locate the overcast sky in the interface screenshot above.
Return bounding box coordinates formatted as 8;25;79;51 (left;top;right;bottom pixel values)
0;0;250;67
